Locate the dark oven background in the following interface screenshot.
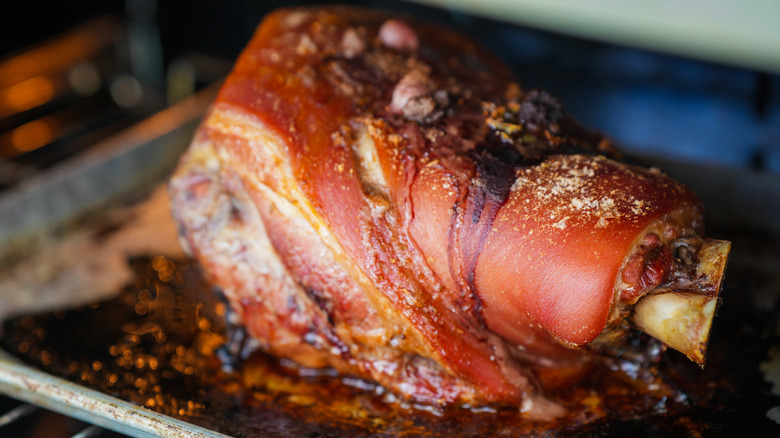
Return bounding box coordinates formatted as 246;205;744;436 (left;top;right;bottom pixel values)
2;0;779;183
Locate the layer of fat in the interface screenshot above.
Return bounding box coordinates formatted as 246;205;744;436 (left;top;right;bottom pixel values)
201;106;430;354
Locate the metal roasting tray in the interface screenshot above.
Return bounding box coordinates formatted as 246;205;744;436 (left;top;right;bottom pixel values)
0;86;230;438
0;350;229;438
1;84;779;436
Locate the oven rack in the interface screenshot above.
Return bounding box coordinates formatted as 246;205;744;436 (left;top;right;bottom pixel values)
0;349;230;438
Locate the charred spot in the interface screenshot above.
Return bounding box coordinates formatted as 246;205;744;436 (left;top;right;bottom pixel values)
471;146;519;199
588;319;664;365
215;289;256;370
673;236;703;266
228;197;245;225
321;55;375;99
517;89;564;133
303;285;335;324
446;146;517;327
482;87;617;166
483;102;564;164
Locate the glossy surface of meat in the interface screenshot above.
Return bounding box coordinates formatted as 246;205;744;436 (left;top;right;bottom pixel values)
169;6;729;415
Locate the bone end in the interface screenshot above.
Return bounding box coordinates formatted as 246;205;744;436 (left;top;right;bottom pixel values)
634;292;718;366
632;239;730;366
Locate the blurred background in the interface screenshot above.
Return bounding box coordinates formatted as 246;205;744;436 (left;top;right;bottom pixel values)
1;0;779;194
1;1;779;436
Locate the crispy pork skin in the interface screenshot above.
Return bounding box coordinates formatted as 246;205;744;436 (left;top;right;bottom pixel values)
169;7;730;415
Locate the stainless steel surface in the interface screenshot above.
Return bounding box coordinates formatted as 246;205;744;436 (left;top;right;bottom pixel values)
0;404;111;438
0;83;216;263
71;425;106;438
0;350;231;438
0;402;38;427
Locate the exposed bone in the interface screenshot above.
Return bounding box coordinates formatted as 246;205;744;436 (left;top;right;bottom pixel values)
632;239;731;366
633;292;718;366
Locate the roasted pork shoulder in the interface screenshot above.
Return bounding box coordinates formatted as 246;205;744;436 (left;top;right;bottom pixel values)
169;6;730;418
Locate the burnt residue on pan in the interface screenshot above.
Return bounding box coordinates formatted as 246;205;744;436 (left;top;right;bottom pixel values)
2;225;779;437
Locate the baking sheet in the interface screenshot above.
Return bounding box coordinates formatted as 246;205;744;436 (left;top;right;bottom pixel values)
0;87;779;436
0;349;229;438
1;181;779;437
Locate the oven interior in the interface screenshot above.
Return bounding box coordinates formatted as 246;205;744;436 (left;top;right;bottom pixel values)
1;1;779;437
